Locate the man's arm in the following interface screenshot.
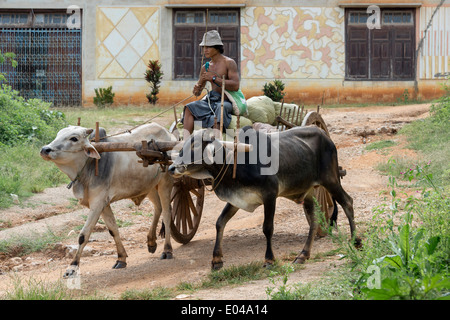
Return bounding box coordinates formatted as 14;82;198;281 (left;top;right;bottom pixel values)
225;58;240;91
193;64;207;96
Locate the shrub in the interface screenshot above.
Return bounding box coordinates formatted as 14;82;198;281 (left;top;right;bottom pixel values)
145;60;163;105
93;86;115;108
0;51;17;83
262;79;286;102
342;161;450;300
0;85;66;146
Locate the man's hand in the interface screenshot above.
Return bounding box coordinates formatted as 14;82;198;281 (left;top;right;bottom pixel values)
200;71;214;83
193;83;204;96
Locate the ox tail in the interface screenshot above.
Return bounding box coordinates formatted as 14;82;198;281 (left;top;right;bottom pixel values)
330;198;338;227
159;222;166;238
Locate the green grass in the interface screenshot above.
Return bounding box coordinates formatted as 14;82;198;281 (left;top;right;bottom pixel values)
365;140;396;151
3;276;75;300
120;261;294;300
121;286;176;300
0;143;68;208
58;105;183;132
400;103;450;188
0;229;64;257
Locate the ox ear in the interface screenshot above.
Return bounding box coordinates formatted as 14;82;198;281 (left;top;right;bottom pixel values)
83;142;101;160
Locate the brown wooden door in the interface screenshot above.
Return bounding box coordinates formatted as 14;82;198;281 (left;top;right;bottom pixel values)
345;9;415;81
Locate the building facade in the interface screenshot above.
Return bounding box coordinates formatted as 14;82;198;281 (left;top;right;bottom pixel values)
0;0;448;106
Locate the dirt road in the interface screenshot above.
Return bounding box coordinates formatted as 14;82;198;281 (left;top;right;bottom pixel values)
0;103;430;299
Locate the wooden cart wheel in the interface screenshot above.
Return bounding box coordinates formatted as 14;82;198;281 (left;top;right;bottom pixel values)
170;176;205;244
301;111;334;236
301;111;330;136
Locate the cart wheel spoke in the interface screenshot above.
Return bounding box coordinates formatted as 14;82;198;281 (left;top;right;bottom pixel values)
170;177;205;244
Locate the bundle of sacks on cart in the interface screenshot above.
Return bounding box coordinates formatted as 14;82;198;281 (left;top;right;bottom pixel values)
228;95;299;130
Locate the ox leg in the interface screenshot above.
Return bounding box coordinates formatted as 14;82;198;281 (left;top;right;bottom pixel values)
147;188;162;255
212;203;239;270
262;197;276;268
102;205;128;269
158;176;174;260
294;196;318;264
64;203;103;278
325;184;362;248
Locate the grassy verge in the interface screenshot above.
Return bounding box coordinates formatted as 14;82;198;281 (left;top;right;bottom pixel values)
0;143;69;208
0;229;64;257
58;105;183;131
269;87;450;300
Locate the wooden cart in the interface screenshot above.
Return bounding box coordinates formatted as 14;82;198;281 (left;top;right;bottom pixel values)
91;101;345;244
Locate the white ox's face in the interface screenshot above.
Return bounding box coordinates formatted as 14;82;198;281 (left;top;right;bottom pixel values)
40;126;100;164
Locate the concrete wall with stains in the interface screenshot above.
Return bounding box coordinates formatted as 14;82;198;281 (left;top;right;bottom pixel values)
1;0;448;106
89;0;448;106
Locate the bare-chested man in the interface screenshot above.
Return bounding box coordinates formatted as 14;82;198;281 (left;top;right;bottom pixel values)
181;30;240;137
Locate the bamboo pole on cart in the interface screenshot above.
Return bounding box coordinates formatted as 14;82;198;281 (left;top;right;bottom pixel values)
220;75;225;135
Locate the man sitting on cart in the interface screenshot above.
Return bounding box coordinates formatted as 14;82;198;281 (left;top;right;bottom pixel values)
181;30;241;139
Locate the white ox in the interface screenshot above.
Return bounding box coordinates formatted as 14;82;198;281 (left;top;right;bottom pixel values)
40;123;175;277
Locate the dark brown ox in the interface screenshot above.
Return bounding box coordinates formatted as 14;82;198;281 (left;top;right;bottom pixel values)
169;126;361;269
40;123;175;277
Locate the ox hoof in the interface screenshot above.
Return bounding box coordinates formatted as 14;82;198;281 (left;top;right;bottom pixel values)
293;256;307;264
148;244;157;254
160;252;173;260
354;237;363;249
263;261;274;269
112;260;127;269
211;261;223;270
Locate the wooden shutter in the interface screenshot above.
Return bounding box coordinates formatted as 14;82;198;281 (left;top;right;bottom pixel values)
346;27;369;79
371;29;391;79
174;28;195;79
392;28;414;78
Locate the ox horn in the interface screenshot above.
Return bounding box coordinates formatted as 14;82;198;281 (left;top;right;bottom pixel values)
220;141;253;152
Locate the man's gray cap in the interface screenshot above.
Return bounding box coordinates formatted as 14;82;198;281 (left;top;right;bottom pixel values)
199;30;223;46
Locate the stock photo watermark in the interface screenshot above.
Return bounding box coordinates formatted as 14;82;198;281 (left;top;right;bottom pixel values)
366;265;381;290
176;123;280;176
67;5;81;30
367;5;381;30
65;265;82;290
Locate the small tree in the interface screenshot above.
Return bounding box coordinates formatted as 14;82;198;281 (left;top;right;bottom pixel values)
93;86;115;108
145;60;163;105
263;79;286;102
